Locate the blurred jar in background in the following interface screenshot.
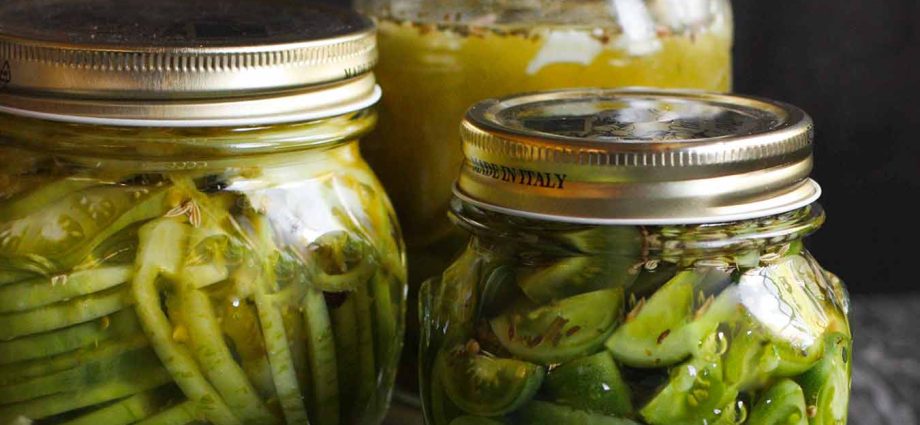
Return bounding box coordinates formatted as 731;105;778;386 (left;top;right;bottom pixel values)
354;0;734;392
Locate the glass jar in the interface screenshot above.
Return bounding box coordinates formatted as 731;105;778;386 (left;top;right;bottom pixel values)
354;0;734;389
0;1;405;424
355;0;733;276
420;89;851;425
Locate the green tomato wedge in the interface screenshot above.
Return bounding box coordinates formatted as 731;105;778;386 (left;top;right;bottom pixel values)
553;226;644;259
516;255;638;304
435;344;545;416
737;256;831;370
491;288;623;364
516;225;642;304
513;401;641;425
606;270;738;368
544;351;633;416
748;379;808;425
639;333;738;425
797;333;851;425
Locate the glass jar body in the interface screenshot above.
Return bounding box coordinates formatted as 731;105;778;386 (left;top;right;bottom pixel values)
420;201;850;425
0;113;406;425
356;0;734;279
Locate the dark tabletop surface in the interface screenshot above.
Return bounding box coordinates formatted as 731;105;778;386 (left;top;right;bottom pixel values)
384;293;920;425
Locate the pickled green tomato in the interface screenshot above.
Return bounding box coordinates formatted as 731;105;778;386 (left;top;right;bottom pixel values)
0;141;406;425
420;205;851;425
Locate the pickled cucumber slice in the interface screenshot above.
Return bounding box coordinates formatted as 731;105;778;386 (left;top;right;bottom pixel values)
134;400;199;425
0;358;172;423
435;344;544;416
60;389;166;425
245;215;310;425
797;333;851;425
513;401;641;425
0;347;163;404
544;351;633;416
491;288;623;364
748;379;808;425
130;218;240;425
354;282;379;417
0;309;140;364
639;333;738;425
0;265;132;313
0;284;134;340
310;231;377;293
606;270;738;368
0;334;148;386
177;282;276;424
302;287;340;425
331;293;360;421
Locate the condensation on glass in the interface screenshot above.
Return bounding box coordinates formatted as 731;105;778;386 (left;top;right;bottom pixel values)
0;1;405;424
420;89;851;425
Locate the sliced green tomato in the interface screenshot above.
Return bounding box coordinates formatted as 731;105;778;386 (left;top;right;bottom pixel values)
737;256;831;363
606;270;738;368
477;265;523;320
435;345;544;416
553;226;643;256
491;288;623;364
748;379;808;425
434;248;482;344
0;178;98;222
517;255;638;304
513;401;641;425
639;333;738;425
724;315;824;391
544;351;633;416
797;333;851;425
0;186;167;274
449;415;506;425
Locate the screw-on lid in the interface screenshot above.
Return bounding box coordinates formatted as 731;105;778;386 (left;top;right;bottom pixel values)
456;88;820;224
0;0;379;126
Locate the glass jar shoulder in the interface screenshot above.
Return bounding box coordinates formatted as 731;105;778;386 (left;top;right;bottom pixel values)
420;208;849;425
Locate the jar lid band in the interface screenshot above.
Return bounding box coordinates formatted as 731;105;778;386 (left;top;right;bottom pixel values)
0;0;378;123
456;88;820;224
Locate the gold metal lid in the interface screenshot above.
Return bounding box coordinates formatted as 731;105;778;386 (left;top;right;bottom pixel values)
0;0;378;126
456;88;820;225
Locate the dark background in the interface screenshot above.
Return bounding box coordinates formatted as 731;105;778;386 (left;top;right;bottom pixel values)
320;0;919;294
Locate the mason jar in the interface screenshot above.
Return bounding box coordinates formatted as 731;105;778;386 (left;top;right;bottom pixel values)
420;89;851;425
353;0;734;389
0;1;405;424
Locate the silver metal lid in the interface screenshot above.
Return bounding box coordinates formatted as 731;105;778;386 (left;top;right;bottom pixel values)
456;88;820;224
0;0;379;126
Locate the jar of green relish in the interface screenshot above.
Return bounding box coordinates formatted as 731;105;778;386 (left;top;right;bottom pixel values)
0;1;405;424
421;89;851;425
